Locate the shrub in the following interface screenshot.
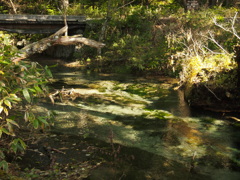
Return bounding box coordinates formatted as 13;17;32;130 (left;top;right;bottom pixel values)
0;32;53;171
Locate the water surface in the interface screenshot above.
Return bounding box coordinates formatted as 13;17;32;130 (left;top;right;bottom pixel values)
35;67;240;179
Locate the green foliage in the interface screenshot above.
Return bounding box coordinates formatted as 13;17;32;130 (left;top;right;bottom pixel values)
2;0;238;96
68;3;103;17
0;5;8;14
79;2;238;78
0;32;53;171
0;160;8;172
82;5;175;74
18;0;59;14
72;1;239;83
179;54;236;86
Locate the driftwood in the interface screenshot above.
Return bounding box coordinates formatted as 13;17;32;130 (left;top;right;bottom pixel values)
13;26;105;63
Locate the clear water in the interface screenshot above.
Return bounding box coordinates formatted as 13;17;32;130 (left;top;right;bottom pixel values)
37;68;240;180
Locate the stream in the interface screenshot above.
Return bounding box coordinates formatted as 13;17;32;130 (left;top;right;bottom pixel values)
18;60;240;180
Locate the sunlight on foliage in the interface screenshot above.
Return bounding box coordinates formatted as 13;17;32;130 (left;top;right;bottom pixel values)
0;31;53;171
180;54;236;85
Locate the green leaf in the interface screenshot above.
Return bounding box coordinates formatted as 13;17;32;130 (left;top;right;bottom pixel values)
18;138;27;150
0;106;3;114
24;111;29;122
34;85;43;93
29;88;36;93
4;100;11;109
3;107;8;116
9;94;21;102
37;117;49;126
0;128;10;137
0;151;5;159
45;65;52;77
0;160;8;171
6;119;19;128
6;122;14;134
10;138;26;153
33;119;39;129
22;88;31;103
10;140;18;153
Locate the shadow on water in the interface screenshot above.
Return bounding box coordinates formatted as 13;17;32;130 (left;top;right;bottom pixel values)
17;64;240;179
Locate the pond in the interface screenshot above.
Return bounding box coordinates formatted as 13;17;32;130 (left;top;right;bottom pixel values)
18;62;240;180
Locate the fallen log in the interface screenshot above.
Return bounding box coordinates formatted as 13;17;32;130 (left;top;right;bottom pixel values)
54;35;105;48
13;26;105;63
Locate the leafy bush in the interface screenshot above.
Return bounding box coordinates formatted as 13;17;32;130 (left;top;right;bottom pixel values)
0;32;53;171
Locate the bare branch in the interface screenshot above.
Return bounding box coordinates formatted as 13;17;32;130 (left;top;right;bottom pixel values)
116;0;135;10
202;45;225;55
213;13;240;40
231;12;240;39
204;85;221;101
201;31;230;54
213;18;231;33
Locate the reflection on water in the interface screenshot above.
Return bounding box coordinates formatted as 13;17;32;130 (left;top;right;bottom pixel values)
152;88;191;117
40;70;240;179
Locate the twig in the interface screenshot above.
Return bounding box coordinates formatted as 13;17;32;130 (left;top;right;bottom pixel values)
51;148;65;154
213;18;230;32
204;85;221;101
202;45;225;55
119;173;126;180
116;0;135;10
225;116;240;122
206;31;229;54
231;12;238;37
190;36;199;57
213;13;240;40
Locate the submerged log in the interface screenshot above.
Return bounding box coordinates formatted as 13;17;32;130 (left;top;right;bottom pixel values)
13;26;105;62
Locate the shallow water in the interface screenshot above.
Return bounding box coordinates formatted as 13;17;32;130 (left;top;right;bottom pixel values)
36;67;240;179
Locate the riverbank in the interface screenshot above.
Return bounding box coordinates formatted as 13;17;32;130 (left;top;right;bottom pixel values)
183;80;240;114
